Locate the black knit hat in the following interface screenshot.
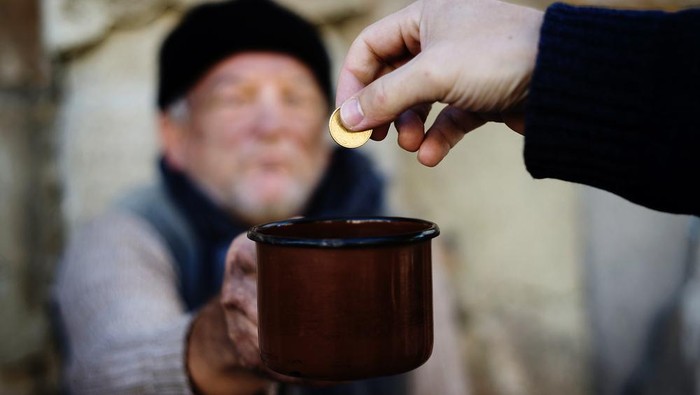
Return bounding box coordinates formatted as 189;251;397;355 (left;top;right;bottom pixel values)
157;0;332;110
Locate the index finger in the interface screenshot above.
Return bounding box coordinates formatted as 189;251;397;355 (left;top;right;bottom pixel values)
335;2;422;107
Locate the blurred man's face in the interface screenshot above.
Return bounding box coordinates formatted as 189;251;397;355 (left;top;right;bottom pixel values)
164;52;332;225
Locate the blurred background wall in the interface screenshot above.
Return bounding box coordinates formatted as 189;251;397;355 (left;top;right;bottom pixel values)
0;0;698;394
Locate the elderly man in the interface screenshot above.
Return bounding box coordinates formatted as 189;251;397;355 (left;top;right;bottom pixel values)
53;1;467;394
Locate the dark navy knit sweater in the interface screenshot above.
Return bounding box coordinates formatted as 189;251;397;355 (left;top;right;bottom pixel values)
524;3;700;216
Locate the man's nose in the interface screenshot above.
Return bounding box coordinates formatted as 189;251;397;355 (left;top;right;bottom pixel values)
252;89;286;138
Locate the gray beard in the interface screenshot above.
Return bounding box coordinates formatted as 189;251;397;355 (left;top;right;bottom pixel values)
225;177;312;225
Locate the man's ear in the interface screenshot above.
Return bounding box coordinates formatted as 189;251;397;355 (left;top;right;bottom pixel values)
158;112;187;171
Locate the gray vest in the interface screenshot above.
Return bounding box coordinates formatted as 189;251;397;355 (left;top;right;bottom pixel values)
117;181;203;310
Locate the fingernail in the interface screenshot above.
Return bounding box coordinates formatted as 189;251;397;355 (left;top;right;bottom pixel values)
340;97;364;130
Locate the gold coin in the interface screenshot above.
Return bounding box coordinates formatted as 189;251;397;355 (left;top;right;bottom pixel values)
328;107;372;149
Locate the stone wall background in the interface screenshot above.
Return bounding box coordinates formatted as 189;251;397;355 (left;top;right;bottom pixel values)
1;0;697;394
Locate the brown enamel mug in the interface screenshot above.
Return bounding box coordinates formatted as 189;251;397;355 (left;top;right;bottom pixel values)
247;216;439;381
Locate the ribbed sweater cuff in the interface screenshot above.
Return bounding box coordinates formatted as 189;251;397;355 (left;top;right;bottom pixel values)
523;3;700;214
73;315;195;394
149;315;195;394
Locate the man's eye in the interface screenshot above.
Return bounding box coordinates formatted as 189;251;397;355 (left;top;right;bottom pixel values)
285;93;312;106
285;95;302;105
217;94;249;106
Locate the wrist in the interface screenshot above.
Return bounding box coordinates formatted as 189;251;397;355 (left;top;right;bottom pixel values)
186;301;271;395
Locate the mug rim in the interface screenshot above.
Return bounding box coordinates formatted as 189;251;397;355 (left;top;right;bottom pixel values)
247;216;439;248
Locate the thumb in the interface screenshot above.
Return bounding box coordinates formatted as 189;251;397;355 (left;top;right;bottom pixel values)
338;55;445;132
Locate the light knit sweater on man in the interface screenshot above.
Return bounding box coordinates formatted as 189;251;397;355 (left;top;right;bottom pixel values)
54;209;468;395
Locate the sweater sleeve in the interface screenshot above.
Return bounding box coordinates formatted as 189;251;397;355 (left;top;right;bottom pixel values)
523;3;700;216
53;211;195;394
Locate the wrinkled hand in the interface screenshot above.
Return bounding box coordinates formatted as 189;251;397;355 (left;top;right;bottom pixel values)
186;232;271;395
220;233;338;387
220;233;261;371
335;0;544;167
